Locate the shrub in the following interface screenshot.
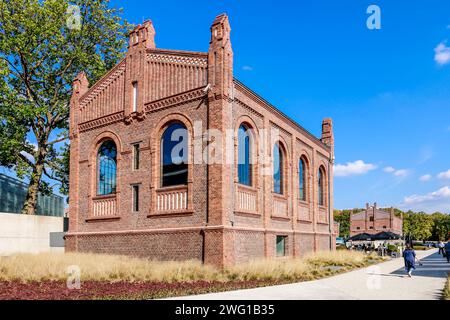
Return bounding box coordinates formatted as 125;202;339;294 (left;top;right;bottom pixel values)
387;244;398;252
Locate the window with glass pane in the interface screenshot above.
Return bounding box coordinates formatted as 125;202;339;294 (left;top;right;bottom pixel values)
161;123;188;187
318;167;325;206
276;235;286;257
299;158;306;201
238;124;252;186
97;140;117;195
132;185;139;212
273;143;283;194
133;144;140;170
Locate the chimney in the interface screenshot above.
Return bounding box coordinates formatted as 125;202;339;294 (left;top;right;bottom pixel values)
208;13;233;99
128;20;156;50
321;118;334;150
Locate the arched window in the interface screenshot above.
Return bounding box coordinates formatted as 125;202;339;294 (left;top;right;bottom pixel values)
299;157;307;201
238;124;252;186
97;140;117;195
318;166;326;206
161;122;188;187
273;143;284;194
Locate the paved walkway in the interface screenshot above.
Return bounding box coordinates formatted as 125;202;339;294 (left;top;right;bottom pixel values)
172;250;450;300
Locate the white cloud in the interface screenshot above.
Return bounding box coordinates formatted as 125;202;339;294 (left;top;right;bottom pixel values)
434;41;450;65
438;169;450;180
419;174;432;182
401;186;450;213
333;160;377;177
242;65;253;71
393;169;409;177
384;166;409;177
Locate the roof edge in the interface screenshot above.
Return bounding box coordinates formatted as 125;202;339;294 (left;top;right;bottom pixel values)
233;78;331;151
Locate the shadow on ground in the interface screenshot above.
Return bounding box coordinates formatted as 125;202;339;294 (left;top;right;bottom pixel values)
390;252;450;279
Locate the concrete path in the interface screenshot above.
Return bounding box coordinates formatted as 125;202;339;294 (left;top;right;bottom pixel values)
171;250;450;300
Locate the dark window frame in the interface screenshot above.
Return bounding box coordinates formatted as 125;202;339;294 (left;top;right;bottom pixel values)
133;143;140;171
276;235;287;257
273;143;284;195
299;157;307;201
160;122;189;188
97;140;117;196
132;184;140;212
318;167;325;206
237;124;252;186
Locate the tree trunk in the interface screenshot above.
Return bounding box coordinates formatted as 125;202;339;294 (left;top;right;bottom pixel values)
21;148;46;215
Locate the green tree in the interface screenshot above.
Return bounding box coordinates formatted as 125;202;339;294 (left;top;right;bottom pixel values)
403;212;434;241
0;0;129;214
333;209;353;238
431;212;450;241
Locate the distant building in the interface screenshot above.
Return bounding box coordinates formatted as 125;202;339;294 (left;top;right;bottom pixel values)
0;173;64;217
350;203;402;237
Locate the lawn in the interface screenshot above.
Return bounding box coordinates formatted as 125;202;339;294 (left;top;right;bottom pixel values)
0;250;385;300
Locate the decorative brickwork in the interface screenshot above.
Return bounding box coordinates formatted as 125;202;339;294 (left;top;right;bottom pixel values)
67;14;335;267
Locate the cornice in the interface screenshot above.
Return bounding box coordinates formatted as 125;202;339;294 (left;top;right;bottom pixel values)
144;87;207;113
78;111;124;133
233;78;330;152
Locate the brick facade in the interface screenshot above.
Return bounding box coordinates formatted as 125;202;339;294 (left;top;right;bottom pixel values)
350;203;403;236
66;14;336;267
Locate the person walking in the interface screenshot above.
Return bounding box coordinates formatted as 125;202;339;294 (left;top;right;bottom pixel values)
438;241;445;255
444;241;450;263
403;244;417;277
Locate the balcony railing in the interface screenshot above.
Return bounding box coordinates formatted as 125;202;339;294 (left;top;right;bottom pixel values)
318;206;328;223
92;196;117;217
298;202;311;221
236;186;257;213
273;197;288;216
156;186;188;213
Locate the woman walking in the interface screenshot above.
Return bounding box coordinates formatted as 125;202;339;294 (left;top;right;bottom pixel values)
403;244;416;277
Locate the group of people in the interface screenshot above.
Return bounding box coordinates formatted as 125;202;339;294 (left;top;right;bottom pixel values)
402;239;450;278
438;241;450;263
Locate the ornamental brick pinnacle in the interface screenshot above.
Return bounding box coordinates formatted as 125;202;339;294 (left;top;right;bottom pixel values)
66;14;336;267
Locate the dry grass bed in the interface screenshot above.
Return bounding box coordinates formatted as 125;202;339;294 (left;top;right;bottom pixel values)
0;250;386;299
444;276;450;300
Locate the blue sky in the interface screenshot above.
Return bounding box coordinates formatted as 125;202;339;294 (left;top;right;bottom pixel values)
3;0;449;213
110;0;449;212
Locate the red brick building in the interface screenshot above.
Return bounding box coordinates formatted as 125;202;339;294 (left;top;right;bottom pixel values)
350;203;403;237
66;14;337;267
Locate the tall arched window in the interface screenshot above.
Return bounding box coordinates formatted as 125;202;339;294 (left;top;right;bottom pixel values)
238;124;252;186
273;143;284;194
299;157;307;201
161;122;188;187
318;166;325;206
97;140;117;195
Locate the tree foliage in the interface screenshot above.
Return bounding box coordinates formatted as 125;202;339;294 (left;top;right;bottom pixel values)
0;0;129;213
403;211;434;241
333;209;353;238
430;212;450;241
